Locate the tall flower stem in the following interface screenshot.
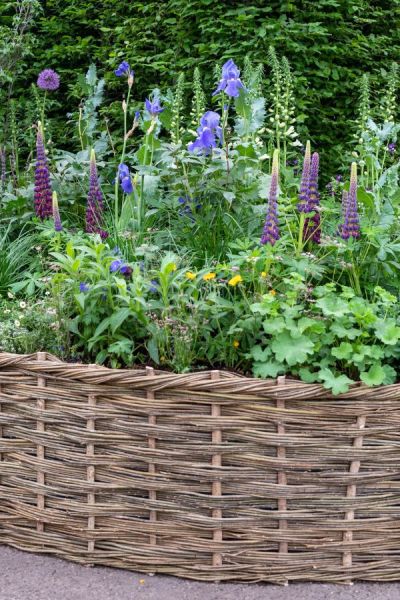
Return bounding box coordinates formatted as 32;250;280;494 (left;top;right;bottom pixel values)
114;85;132;227
297;212;306;257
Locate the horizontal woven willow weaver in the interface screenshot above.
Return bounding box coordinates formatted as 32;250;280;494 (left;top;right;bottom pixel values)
1;352;400;584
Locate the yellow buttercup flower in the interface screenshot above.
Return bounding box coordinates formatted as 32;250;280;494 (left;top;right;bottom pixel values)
186;271;196;280
228;275;243;287
270;289;276;296
233;340;240;348
261;271;267;277
203;272;216;281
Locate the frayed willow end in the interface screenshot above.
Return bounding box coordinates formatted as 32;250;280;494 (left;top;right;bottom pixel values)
260;149;280;246
34;121;53;220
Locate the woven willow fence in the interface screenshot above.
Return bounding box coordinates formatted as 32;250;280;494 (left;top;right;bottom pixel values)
0;352;400;583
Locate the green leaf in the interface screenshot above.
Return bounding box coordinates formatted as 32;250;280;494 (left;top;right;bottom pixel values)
263;317;285;335
74;293;86;310
375;319;400;345
331;342;353;360
92;317;111;339
316;295;349;317
298;367;320;383
330;323;360;340
318;368;353;395
253;361;285;378
271;332;314;366
110;307;131;334
147;338;160;364
250;345;272;361
360;364;386;387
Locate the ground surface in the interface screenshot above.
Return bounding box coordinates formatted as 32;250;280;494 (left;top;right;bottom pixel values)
1;546;400;600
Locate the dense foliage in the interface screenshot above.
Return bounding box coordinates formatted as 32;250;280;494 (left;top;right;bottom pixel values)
0;48;399;394
2;1;400;171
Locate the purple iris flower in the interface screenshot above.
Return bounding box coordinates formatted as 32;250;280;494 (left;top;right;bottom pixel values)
110;259;123;273
118;163;133;194
79;283;90;293
213;59;244;98
115;61;132;77
145;98;164;117
188;110;222;154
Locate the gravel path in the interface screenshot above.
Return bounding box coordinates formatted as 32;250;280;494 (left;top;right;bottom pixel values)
1;546;400;600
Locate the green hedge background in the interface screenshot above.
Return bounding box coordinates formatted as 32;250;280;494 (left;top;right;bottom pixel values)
4;0;400;169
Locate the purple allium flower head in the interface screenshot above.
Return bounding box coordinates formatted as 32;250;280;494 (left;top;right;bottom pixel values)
86;149;107;238
338;163;360;240
388;142;396;155
118;163;133;194
145;98;164;117
34;122;53;220
79;282;90;293
213;59;245;98
260;149;280;246
297;140;311;212
115;61;132;77
37;69;60;91
188;110;222;154
303;152;321;243
52;191;63;232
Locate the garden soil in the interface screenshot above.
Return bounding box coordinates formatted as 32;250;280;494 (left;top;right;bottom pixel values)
0;546;399;600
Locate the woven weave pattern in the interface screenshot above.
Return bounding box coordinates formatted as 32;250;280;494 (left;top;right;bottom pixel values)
0;352;400;583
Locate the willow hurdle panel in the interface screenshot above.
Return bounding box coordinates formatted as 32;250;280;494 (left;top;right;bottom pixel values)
0;352;400;583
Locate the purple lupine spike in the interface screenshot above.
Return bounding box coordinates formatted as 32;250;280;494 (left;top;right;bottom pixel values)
34;122;53;219
338;163;359;240
297;140;311;212
52;191;63;232
260;149;280;246
304;152;321;243
85;149;108;239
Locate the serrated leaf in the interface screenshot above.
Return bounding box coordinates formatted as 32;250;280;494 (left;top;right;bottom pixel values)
375;319;400;345
271;332;314;366
316;295;349;317
263;317;285;335
250;345;272;361
360;364;386;387
253;361;285;378
318;368;353;395
331;342;353;360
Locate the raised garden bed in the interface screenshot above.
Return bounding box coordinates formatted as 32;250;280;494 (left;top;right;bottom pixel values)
0;352;399;583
